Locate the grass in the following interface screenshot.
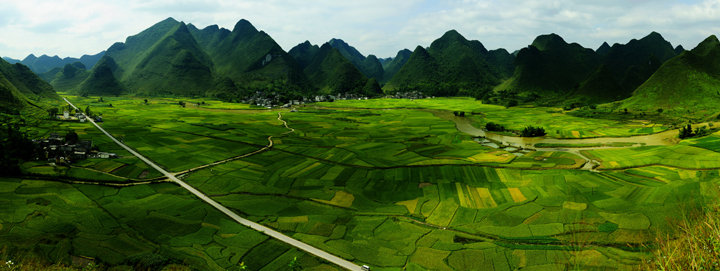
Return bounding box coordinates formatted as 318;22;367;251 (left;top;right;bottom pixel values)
317;97;669;138
7;95;720;270
642;205;720;270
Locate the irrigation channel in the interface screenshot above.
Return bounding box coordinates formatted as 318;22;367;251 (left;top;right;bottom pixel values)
62;98;366;271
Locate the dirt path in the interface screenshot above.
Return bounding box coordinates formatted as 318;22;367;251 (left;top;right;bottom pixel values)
173;112;295;177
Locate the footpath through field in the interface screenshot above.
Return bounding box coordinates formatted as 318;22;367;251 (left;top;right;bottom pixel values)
63;98;365;271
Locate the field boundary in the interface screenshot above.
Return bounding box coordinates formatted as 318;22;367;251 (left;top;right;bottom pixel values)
63;97;364;271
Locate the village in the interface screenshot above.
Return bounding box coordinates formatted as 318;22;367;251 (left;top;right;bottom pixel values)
240;91;427;108
32;108;116;165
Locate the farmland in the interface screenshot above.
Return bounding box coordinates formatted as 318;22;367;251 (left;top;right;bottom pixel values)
3;96;720;270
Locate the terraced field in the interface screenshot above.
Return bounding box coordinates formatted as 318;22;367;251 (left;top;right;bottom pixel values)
3;96;720;270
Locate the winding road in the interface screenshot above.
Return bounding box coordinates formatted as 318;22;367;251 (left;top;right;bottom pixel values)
63;98;365;271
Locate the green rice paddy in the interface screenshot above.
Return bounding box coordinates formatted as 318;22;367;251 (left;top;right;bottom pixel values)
3;96;719;270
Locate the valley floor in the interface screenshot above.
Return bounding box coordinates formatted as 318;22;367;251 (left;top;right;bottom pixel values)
2;96;719;270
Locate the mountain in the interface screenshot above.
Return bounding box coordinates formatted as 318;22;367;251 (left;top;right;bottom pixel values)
381;49;411;83
576;32;678;102
288;41;321;68
621;35;720;111
2;57;20;64
495;33;601;99
302;43;376;95
675;45;686;54
0;58;58;113
387;30;509;97
77;56;125;96
188;19;307;88
14;52;105;74
485;48;515;78
47;62;90;92
101;18;214;96
122;22;213;96
328;39;384;81
596;42;611;56
379;57;393;66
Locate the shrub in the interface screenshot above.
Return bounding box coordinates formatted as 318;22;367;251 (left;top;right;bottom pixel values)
485;122;505;132
520;126;546;137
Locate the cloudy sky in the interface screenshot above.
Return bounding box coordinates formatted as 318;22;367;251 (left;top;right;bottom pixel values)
2;0;720;60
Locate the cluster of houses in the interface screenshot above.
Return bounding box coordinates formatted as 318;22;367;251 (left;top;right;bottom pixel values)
388;91;427;100
33;134;117;164
240;91;373;108
57;111;103;123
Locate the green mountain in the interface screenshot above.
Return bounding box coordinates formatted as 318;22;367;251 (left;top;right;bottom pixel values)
328;39;384;81
576;32;678;102
381;49;411;83
288;41;320;68
485;48;515;78
189;19;307;88
495;33;601;98
303;43;375;94
77;56;125;96
675;45;686;54
127;23;213;96
47;62;90;91
387;30;506;96
597;42;611;56
0;58;58;113
621;35;720;111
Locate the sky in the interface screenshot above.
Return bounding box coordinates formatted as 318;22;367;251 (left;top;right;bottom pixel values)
2;0;720;60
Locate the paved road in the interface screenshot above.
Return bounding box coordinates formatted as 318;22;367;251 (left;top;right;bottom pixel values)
63;98;364;271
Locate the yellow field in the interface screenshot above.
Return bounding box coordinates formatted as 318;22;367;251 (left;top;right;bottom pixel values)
397;198;419;214
314;191;354;208
456;183;498;209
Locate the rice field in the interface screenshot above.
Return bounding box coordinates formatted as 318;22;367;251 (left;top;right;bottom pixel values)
4;95;720;270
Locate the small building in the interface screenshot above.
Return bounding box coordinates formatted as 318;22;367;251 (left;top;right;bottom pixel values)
96;152;118;159
63;111;70;119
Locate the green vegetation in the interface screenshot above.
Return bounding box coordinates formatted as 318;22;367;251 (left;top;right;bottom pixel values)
386;30;511;97
622;35;720;113
520;126;546;137
381;49;412;83
494;34;600;103
328;38;384;81
3;95;716;270
679;124;713;139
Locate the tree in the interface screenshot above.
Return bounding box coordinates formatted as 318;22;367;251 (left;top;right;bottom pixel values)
65;130;79;144
84;106;92;117
47;108;58;119
657;108;663;114
520;126;546;137
679;124;694;139
98;97;104;102
178;101;186;107
144;99;148;105
485;122;505;132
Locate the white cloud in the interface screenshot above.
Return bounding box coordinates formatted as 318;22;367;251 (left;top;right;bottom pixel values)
0;0;718;59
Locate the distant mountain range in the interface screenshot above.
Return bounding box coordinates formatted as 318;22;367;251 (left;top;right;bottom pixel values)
4;17;720;113
495;32;681;105
6;52;105;74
